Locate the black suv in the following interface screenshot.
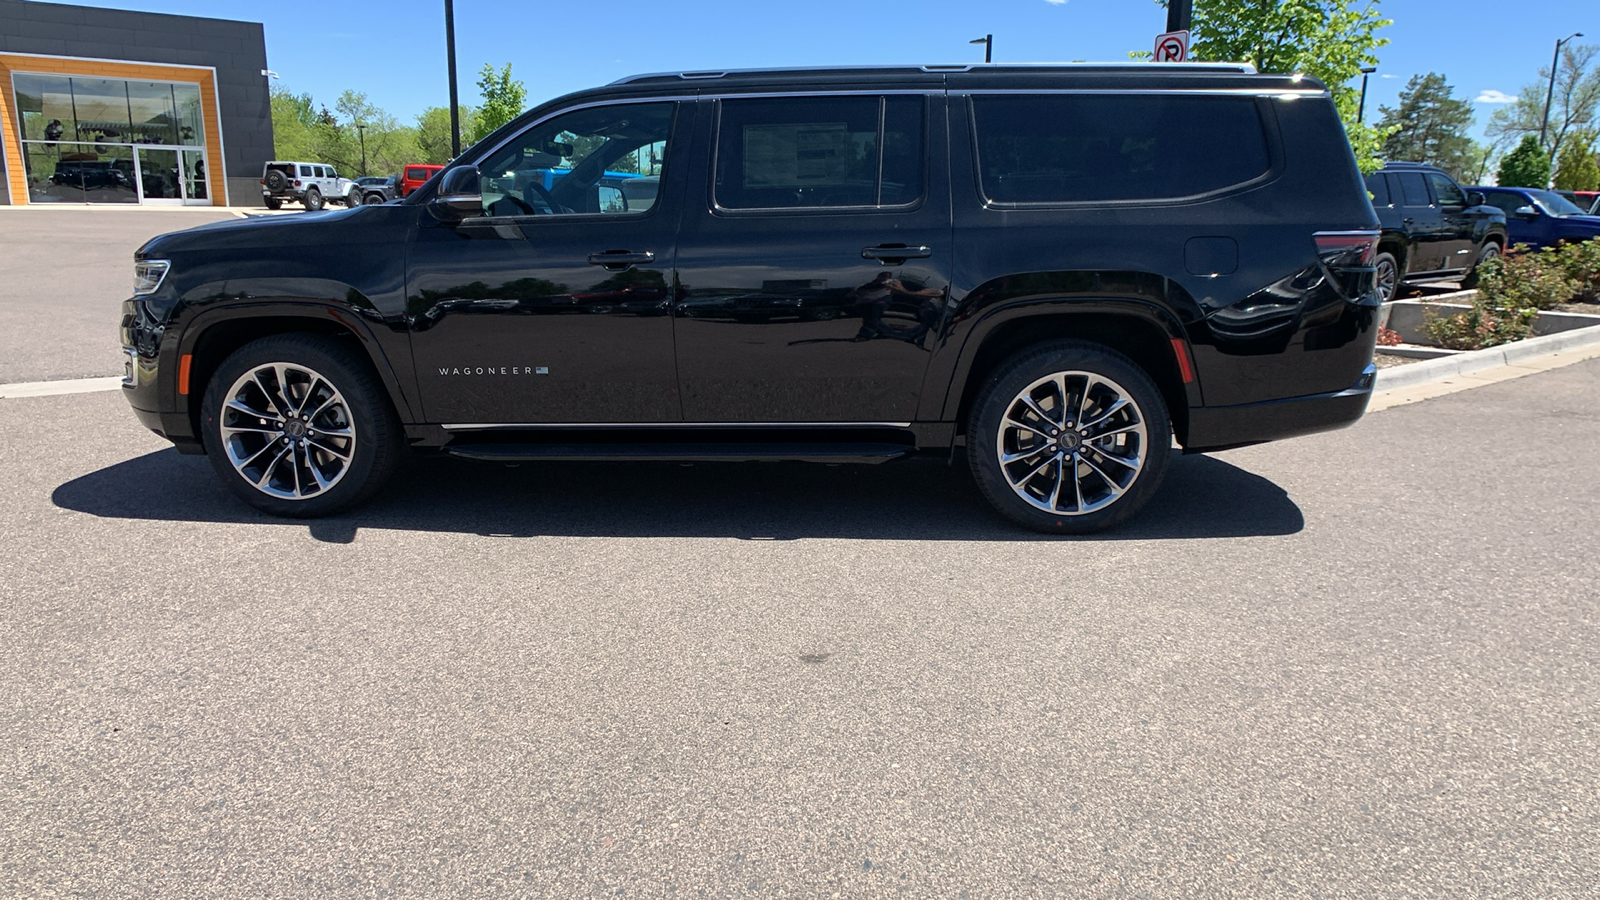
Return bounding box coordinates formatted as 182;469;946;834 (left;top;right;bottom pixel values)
1363;162;1507;301
122;63;1381;534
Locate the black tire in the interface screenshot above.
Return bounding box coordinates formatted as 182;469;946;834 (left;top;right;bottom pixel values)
345;191;362;207
199;334;403;518
1374;250;1400;303
362;191;384;205
263;169;289;192
263;196;282;210
303;187;323;211
1461;241;1501;288
967;341;1171;535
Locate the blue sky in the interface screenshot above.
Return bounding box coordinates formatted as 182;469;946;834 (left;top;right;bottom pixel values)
65;0;1599;143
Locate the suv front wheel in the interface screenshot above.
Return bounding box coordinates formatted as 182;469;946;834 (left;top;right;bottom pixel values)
200;334;403;517
968;341;1171;534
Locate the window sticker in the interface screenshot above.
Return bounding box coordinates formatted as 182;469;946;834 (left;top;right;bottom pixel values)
743;123;849;188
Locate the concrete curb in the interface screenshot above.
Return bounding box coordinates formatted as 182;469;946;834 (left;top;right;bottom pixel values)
1375;323;1600;392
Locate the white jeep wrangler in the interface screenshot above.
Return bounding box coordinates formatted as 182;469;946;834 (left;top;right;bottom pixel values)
260;161;362;211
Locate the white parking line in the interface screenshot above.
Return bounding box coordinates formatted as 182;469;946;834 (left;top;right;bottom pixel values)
0;376;123;399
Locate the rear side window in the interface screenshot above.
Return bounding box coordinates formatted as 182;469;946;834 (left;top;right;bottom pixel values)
1396;173;1431;207
1365;173;1391;206
715;95;925;210
407;167;428;180
971;94;1271;204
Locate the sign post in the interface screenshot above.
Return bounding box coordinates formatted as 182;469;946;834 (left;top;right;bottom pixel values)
1153;30;1190;63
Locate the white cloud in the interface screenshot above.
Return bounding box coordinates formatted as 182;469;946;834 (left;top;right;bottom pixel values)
1044;0;1067;5
1475;89;1518;103
1380;73;1399;79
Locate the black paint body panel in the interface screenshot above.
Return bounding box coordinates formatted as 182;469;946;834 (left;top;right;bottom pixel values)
122;65;1380;459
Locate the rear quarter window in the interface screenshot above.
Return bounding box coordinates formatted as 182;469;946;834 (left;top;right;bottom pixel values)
970;93;1272;204
407;168;429;180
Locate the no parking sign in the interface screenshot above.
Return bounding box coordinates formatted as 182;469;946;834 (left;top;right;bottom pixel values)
1154;30;1190;62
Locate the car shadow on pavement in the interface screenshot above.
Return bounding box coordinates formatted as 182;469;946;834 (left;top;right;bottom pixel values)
52;449;1303;543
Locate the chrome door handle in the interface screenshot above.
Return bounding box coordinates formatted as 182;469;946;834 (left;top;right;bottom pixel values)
588;250;655;270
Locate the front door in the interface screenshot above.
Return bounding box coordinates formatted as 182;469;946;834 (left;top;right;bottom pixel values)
671;93;952;423
407;100;685;424
136;148;182;205
1425;171;1475;273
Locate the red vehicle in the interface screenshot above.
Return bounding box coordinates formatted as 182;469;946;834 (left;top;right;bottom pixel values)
398;164;443;197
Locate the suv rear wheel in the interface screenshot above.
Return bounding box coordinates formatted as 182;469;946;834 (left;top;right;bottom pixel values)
1374;250;1400;302
302;187;323;211
199;334;403;517
968;341;1170;534
263;197;282;210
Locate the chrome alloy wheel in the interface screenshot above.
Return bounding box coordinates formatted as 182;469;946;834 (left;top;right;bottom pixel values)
219;363;355;500
1375;255;1398;302
994;370;1148;516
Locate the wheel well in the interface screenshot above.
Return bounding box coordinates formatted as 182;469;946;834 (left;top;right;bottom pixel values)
1377;239;1407;270
956;312;1189;443
186;317;363;432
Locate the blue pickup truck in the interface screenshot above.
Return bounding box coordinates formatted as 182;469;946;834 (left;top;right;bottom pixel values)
1472;186;1600;249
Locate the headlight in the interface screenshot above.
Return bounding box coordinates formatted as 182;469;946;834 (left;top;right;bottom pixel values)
134;259;170;295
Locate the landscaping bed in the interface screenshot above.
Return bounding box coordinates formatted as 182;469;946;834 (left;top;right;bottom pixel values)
1374;239;1600;364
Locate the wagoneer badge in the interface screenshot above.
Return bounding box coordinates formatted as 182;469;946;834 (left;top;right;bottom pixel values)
438;366;549;375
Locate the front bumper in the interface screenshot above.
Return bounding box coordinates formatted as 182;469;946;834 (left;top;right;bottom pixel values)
121;297;204;453
1185;364;1376;452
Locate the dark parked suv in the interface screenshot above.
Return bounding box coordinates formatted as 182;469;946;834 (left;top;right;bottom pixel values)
1363;162;1507;301
122;63;1382;533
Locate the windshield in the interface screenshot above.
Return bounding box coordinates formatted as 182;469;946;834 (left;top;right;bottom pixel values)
1529;189;1587;217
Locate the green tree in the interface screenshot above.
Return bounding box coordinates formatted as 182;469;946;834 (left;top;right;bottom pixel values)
1553;132;1599;191
1377;73;1477;179
467;63;528;145
416;105;477;164
1161;0;1393;172
270;86;318;161
1497;134;1552;188
1488;42;1600;162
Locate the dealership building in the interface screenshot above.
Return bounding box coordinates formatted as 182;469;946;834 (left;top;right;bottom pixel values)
0;0;272;206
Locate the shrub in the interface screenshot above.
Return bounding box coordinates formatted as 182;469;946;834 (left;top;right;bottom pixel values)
1423;293;1538;350
1556;237;1600;302
1475;246;1579;311
1377;325;1403;346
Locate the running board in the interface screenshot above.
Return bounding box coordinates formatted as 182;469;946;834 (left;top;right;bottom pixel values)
445;442;915;464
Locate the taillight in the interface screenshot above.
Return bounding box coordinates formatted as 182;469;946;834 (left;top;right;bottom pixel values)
294;179;302;186
1313;230;1379;267
1313;230;1381;301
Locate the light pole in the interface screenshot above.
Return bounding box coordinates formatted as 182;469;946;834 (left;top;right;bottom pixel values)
445;0;460;158
356;123;367;177
1357;66;1377;124
1166;0;1192;32
969;34;992;64
1541;32;1583;151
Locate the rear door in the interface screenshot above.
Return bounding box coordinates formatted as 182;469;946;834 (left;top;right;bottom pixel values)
670;92;952;422
1391;171;1446;273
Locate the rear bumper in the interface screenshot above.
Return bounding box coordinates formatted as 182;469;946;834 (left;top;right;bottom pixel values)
1185;364;1375;452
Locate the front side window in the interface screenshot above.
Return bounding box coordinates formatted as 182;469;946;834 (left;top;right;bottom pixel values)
1482;191;1528;216
476;102;673;217
714;95;925;210
971;93;1270;204
1427;173;1465;207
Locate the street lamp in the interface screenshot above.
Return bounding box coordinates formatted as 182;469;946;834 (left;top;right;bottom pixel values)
356;123;367;177
970;34;992;64
1541;32;1584;150
1357;66;1377;124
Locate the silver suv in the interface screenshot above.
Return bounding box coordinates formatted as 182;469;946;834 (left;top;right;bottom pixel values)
260;161;361;211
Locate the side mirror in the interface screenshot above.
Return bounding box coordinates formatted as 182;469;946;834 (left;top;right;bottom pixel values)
431;166;482;222
1513;205;1539;220
1466;190;1485;207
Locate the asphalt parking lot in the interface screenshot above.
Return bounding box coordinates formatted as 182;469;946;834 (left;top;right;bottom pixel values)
1;210;1596;897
